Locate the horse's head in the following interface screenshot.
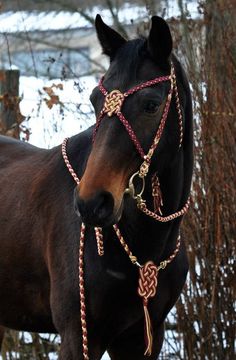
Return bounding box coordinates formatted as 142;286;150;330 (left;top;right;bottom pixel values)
75;15;183;227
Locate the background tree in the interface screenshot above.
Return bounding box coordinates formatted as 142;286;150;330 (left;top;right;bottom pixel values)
173;0;236;358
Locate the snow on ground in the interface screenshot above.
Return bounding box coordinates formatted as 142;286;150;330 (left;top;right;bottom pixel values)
20;75;96;148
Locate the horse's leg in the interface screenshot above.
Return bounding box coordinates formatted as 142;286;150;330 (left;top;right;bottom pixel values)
51;296;105;360
58;323;81;360
107;322;164;360
0;326;5;351
58;322;106;360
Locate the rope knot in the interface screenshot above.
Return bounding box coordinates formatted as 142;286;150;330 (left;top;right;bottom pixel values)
103;89;124;117
138;261;158;300
137;261;159;356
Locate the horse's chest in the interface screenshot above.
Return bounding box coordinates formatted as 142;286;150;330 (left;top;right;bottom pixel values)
0;272;53;332
87;267;141;328
0;232;52;330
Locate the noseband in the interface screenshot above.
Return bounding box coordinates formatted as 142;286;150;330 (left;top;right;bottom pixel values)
61;63;190;359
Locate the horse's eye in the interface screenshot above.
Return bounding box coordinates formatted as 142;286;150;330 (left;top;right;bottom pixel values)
144;101;159;114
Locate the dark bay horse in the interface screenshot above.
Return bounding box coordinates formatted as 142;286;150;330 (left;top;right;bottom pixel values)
0;15;193;359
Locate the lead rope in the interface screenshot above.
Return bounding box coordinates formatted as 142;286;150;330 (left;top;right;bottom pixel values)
62;140;103;360
78;223;89;360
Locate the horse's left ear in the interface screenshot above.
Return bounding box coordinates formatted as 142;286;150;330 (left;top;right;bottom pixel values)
147;16;173;68
95;14;127;59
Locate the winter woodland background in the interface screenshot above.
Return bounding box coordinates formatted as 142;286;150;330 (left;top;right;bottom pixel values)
0;0;235;359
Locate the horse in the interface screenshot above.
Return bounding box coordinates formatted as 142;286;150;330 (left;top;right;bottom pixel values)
0;15;193;359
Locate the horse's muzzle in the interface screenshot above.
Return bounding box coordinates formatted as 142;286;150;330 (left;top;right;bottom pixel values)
74;189;119;227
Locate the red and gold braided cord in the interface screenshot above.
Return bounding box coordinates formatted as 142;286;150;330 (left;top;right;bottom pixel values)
95;227;104;256
173;74;184;149
138;197;191;222
79;223;89;360
62;137;80;185
116;111;146;158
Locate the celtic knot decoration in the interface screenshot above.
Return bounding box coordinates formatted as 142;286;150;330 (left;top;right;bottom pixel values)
138;261;158;303
103;90;125;117
137;261;159;356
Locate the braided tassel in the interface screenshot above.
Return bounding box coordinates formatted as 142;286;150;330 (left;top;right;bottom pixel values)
143;299;153;356
152;173;163;215
138;261;158;356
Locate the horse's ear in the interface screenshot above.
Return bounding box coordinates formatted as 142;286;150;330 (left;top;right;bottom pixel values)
95;14;127;58
147;16;173;69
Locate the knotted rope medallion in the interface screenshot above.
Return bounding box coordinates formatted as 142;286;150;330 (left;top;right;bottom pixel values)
103;89;124;117
138;261;158;356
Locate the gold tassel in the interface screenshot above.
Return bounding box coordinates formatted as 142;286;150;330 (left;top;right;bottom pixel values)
143;300;153;356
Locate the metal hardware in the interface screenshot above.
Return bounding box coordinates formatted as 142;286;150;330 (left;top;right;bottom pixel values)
124;171;145;201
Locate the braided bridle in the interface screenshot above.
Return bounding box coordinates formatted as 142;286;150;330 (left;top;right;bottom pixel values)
61;63;190;359
93;73;172;158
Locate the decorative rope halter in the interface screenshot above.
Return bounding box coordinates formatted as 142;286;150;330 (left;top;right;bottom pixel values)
61;63;190;359
93;65;182;160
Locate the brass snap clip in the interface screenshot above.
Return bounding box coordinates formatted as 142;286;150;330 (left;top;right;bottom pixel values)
124;171;145;203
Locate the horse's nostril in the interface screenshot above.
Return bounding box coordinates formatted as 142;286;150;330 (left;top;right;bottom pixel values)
75;190;115;226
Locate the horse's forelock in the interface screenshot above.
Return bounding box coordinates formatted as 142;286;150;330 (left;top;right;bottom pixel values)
110;38;148;88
